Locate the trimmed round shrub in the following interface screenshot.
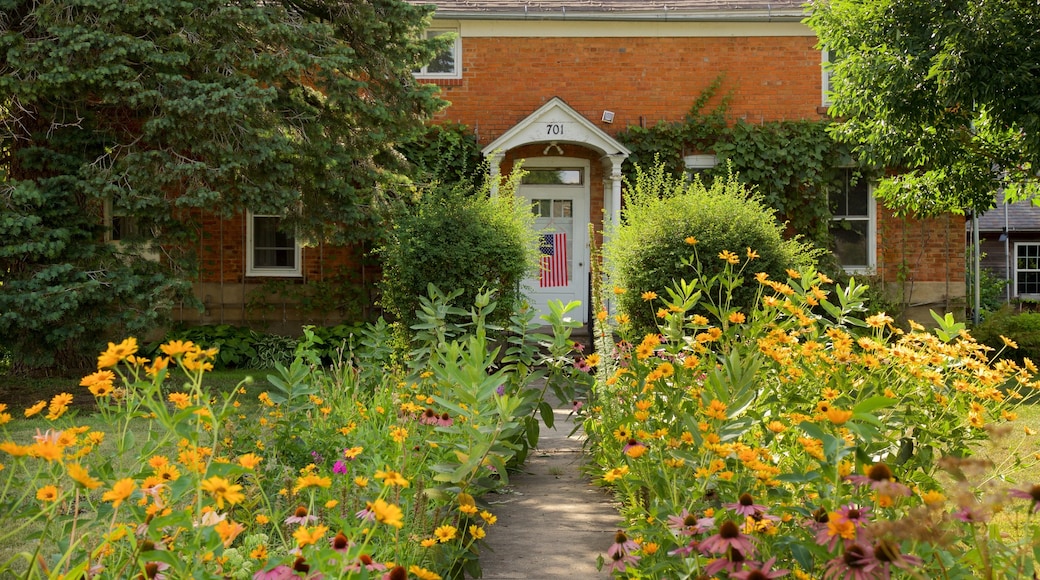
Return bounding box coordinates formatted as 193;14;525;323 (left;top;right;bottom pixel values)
378;172;537;331
607;163;820;335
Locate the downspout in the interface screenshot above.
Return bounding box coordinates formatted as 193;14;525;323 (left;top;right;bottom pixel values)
972;212;981;324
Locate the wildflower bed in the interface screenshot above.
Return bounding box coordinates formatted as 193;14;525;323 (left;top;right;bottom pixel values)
582;247;1040;578
0;291;588;579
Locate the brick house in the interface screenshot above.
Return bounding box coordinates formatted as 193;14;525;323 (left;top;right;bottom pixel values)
178;0;965;330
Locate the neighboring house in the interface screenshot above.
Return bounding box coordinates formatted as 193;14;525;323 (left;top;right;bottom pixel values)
973;192;1040;303
174;0;966;330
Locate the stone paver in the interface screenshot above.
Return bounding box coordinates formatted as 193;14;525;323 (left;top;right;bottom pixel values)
477;403;620;579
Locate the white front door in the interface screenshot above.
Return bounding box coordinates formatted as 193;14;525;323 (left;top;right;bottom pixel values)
518;162;589;324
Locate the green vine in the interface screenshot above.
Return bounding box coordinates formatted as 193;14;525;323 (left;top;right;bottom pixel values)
616;77;879;249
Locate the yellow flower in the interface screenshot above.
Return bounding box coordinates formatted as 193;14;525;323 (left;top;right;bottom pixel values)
343;446;364;459
370;498;404;529
214;519;244;547
421;538;438;548
160;339;196;357
80;370;115;392
468;525;486;540
785;268;802;279
480;510;497;525
434;524;458;543
603;466;629;482
200;476;245;508
641;291;657;301
237;453;263;470
293;525;328;547
374;468;410;488
766;421;786;433
36;485;60;502
584;353;601;368
921;490;946;506
102;478;136;508
684;236;698;245
825;408;854;425
612;286;627;295
46;393;73;420
389;426;409;444
293;473;332;493
354;476;369;488
98;338;138;368
1001;335;1019;349
67;463;103;490
718;250;740;265
746;247;760;260
728;312;746;324
409;566;442;580
250;544;268;560
255;514;270;525
459;504;478;516
865;313;894;329
168;392;192;410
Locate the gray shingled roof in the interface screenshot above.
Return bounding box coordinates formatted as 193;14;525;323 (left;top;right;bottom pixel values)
412;0;807;17
977;192;1040;233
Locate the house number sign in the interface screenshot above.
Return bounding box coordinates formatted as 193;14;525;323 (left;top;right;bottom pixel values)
545;122;565;135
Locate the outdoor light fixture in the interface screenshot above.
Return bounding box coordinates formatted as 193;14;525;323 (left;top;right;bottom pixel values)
602;110;615;123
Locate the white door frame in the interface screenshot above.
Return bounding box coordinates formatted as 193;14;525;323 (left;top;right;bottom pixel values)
518;157;590;324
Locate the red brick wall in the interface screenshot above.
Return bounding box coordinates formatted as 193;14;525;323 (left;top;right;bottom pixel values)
430;35;825;145
876;208;966;303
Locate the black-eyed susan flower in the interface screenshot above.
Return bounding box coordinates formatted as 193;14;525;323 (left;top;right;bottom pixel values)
201;476;244;508
102;478;136;508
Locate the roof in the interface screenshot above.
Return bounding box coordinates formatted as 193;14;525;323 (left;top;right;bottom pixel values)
412;0;807;20
976;192;1040;233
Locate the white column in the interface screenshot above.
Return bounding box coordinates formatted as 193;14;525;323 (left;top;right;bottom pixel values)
487;152;504;196
609;154;624;229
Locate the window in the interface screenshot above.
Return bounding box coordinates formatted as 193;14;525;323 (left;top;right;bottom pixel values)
104;198;160;261
684;154;717;181
521;169;583;185
1015;243;1040;297
821;49;837;107
415;29;460;79
829;169;875;272
247;213;301;277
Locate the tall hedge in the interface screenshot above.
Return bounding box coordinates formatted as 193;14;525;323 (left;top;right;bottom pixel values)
378;171;537;331
607;163;820;335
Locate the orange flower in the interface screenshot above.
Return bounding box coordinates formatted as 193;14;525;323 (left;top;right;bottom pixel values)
293;525;328;547
214;519;245;547
67;463;103;489
160;339;196;357
97;338;138;369
201;476;245;508
24;400;46;418
102;478;136;508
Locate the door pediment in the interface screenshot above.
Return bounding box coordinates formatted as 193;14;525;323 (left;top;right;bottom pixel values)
481;97;631;158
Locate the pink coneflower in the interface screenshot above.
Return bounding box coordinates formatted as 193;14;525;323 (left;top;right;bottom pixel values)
823;543;878;580
284;506;318;526
332;460;348;475
700;520;756;557
607;530;641;573
437;412;453;427
1008;484;1040;512
572;400;584;413
330;531;352;553
355;505;375;522
668;539;700;557
419;408;439;425
347;554;387;573
622;438;647;458
730;556;790;579
873;538;923;578
703;548;749;576
666;509;715;536
847;463;911;497
725;492;771;517
253;565;295;580
836;504;872;530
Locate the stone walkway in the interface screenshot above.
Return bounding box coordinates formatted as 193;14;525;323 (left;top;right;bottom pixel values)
477;398;620;578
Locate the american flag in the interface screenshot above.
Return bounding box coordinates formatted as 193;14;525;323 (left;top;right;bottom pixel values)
539;232;568;287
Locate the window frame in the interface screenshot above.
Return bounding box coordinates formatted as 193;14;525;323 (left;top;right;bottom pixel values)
829;169;876;274
103;197;160;261
246;212;302;278
684;154;718;181
1014;242;1040;299
821;48;834;108
414;28;461;79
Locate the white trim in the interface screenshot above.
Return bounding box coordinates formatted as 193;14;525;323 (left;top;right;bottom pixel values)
415;28;462;79
1013;242;1040;299
830;181;877;275
482;97;631;160
519;157;591;323
821;48;834;108
441;19;813;38
246;212;302;277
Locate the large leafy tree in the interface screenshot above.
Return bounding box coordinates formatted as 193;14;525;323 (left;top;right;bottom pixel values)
807;0;1040;215
0;0;446;369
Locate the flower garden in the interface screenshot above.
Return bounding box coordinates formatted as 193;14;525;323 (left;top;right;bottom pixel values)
2;245;1040;579
582;246;1040;578
0;290;589;579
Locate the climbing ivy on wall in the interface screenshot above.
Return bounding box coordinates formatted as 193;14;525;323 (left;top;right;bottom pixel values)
615;79;877;249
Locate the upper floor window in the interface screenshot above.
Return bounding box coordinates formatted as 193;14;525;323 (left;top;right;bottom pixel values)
247;213;301;277
415;29;460;79
829;168;875;273
821;49;836;107
104;197;159;261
